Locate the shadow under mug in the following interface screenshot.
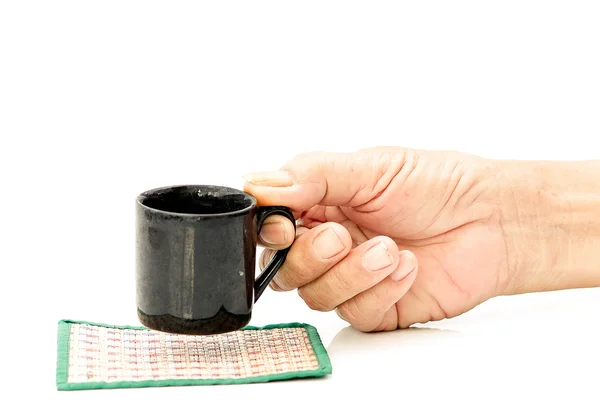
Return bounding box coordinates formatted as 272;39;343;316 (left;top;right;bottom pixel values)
135;185;295;335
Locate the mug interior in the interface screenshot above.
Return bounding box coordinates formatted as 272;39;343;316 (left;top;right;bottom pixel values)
138;185;255;215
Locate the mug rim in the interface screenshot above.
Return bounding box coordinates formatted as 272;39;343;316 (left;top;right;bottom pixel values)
136;184;257;218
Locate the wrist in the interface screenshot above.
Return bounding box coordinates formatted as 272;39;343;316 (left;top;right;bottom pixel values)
495;160;600;295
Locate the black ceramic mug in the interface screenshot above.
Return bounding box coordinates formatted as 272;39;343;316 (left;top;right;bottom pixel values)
135;185;295;335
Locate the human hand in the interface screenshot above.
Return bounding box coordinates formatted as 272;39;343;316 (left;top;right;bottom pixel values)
243;147;600;331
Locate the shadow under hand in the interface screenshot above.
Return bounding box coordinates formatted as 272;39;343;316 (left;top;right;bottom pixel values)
327;324;462;357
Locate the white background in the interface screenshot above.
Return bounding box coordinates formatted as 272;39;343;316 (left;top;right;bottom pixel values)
1;1;599;407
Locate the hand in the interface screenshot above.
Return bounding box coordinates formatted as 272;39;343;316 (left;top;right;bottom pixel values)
244;147;513;332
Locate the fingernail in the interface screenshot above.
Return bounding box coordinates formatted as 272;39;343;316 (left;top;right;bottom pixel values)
260;222;287;245
243;171;294;187
335;308;348;322
391;252;416;281
313;228;345;260
363;242;394;271
260;248;275;269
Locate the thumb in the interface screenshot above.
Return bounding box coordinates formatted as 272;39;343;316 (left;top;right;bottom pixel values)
243;148;408;212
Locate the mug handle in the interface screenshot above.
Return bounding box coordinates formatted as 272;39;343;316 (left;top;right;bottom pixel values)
254;206;296;302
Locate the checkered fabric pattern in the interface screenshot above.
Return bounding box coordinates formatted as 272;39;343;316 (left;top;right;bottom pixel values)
56;320;331;390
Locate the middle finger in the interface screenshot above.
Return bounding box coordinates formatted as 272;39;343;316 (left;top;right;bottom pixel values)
263;221;353;292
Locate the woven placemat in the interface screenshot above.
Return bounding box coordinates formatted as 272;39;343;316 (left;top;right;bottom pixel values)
56;319;332;390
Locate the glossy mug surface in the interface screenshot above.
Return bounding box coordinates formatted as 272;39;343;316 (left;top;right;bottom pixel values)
135;185;295;335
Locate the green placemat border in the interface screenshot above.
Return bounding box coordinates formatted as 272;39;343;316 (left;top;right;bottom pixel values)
56;319;332;391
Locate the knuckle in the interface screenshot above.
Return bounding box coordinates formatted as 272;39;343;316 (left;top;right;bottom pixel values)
269;279;284;292
337;298;369;326
330;263;355;293
298;287;331;312
274;241;318;290
275;260;311;291
283;152;321;175
337;292;376;327
272;273;292;291
339;263;376;290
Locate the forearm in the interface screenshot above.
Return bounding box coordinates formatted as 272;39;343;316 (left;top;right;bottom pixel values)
497;160;600;295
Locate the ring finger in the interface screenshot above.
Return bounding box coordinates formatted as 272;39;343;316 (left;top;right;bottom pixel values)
296;236;403;312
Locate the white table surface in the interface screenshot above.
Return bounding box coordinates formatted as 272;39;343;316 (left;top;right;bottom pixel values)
2;1;599;407
40;286;600;407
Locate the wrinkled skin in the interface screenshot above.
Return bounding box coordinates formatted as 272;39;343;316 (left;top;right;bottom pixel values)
244;147;511;332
